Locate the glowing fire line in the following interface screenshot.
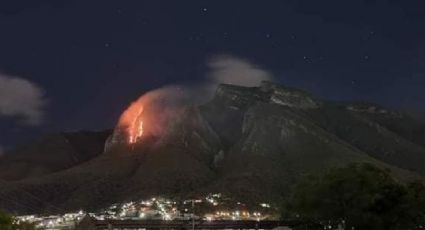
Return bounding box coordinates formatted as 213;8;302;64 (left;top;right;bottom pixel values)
128;107;144;144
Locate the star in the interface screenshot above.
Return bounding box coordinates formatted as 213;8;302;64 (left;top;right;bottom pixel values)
303;56;311;63
104;43;110;48
265;33;271;39
202;8;208;12
189;33;203;41
223;32;229;39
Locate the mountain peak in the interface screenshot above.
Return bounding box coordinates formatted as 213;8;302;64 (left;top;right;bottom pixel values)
1;82;424;214
344;102;402;117
214;81;320;109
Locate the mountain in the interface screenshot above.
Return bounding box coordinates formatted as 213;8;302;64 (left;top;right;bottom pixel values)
0;130;111;181
0;82;424;214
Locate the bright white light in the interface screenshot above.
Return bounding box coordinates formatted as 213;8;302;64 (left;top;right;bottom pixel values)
260;203;271;208
163;214;171;220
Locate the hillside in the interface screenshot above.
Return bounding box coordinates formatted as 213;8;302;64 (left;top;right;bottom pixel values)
0;82;423;214
0;130;110;181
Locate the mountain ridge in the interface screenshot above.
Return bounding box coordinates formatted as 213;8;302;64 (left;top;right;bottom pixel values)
0;81;424;214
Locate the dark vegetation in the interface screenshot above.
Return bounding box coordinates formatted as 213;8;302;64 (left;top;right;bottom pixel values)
0;210;35;230
284;163;425;229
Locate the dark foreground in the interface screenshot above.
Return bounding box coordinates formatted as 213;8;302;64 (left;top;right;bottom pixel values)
76;216;321;230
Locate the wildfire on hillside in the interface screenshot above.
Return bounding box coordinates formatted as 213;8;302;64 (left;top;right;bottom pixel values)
115;86;188;145
118;100;145;144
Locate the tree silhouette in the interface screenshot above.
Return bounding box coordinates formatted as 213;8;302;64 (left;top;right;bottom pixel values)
0;210;35;230
283;163;425;229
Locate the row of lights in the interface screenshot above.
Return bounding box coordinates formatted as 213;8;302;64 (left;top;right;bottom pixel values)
17;195;272;227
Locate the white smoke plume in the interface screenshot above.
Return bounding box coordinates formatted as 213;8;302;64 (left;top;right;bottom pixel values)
184;55;276;104
207;55;275;87
0;74;47;125
116;86;188;139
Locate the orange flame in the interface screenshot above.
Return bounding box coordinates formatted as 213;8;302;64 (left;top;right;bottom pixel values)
128;107;144;144
116;86;186;145
118;100;145;144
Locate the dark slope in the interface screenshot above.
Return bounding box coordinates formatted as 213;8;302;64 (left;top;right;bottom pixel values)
345;103;425;149
197;83;424;202
304;104;425;174
204;102;416;203
125;106;221;198
0;130;110;181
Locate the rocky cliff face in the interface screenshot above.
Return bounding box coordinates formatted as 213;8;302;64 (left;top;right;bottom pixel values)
260;81;320;109
345;102;402;117
213;81;320;110
0;82;424;214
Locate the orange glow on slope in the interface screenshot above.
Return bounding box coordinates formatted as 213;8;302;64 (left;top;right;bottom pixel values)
115;86;186;146
118;100;145;144
128;107;144;144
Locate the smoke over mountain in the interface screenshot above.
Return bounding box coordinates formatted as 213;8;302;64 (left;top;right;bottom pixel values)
191;55;276;102
114;55;275;143
207;55;275;87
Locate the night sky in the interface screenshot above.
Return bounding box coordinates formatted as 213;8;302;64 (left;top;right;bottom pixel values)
0;0;424;151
